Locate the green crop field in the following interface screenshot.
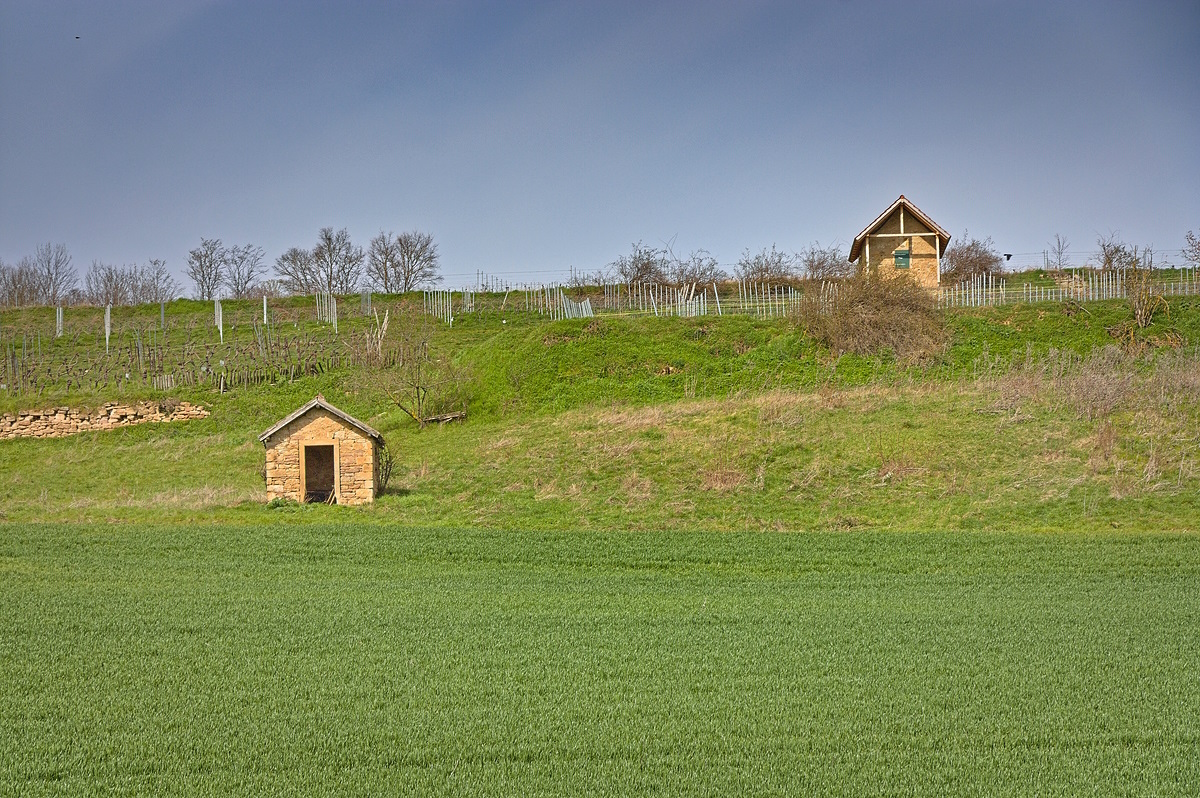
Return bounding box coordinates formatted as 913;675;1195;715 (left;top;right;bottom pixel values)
2;524;1199;795
2;290;1199;794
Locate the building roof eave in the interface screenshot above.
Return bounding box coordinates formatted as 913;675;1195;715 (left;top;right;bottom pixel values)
848;195;951;262
259;394;384;444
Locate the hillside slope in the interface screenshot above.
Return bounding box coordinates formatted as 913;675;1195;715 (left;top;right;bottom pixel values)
1;298;1198;530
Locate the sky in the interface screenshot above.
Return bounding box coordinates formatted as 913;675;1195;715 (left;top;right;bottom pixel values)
2;0;1197;290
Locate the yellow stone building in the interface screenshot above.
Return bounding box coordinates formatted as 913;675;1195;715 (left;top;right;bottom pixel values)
259;395;383;505
849;195;951;289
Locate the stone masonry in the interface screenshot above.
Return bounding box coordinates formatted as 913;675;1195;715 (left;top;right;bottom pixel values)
0;401;208;441
263;407;378;505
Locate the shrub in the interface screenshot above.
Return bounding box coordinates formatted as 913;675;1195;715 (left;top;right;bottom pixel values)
800;242;853;280
798;271;947;364
735;245;800;282
942;233;1002;284
1120;245;1167;329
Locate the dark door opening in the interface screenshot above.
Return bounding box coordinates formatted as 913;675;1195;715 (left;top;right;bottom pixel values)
304;445;336;503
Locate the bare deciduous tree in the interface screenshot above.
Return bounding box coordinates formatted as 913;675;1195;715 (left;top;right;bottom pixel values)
1047;234;1071;271
274;247;318;295
386;314;472;426
735;245;799;281
223;244;267;299
83;260;177;306
1124;246;1166;328
311;227;364;294
1185;231;1200;267
187;238;225;300
0;258;40;307
84;261;134;306
610;242;669;284
799;242;852;280
667;248;727;287
0;244;78;307
247;279;286;299
367;230;441;293
1095;233;1138;270
33;243;77;304
134;259;179;303
942;232;1003;283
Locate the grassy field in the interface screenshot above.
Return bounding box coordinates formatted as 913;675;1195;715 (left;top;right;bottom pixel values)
1;523;1198;795
2;293;1199;793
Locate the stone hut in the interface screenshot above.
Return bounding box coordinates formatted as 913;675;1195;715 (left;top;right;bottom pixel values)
848;195;951;290
259;395;384;505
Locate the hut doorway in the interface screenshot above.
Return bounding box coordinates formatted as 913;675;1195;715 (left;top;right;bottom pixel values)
303;443;337;503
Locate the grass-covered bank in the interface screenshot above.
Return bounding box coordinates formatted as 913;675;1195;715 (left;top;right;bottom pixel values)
2;349;1197;531
1;523;1198;795
1;298;1198;529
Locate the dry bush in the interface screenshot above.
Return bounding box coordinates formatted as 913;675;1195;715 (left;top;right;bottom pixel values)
942;233;1003;284
736;245;800;282
798;271;947;364
799;242;853;280
981;344;1200;422
1147;348;1200;414
1063;355;1132;421
1124;248;1167;329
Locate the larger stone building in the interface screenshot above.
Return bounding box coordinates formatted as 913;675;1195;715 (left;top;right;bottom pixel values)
849;195;951;290
260;395;384;505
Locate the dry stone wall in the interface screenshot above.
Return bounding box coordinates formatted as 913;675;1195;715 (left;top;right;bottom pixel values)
0;401;208;441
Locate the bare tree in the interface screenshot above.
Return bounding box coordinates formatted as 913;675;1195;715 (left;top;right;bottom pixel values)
610;242;669;284
366;232;400;293
274;247;319;295
247;279;286;299
735;245;799;281
133;259;179;303
368;230;441;293
1124;246;1166;328
387;314;472;426
1095;233;1138;270
186;238;225;300
394;231;441;292
33;243;77;304
1185;231;1200;267
667;249;727;287
942;233;1002;283
1047;234;1071;271
84;261;135;306
311;227;364;294
0;257;40;307
223;244;267;299
799;242;852;280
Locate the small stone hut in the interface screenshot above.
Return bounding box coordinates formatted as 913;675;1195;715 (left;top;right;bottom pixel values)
259;395;384;505
848;195;951;290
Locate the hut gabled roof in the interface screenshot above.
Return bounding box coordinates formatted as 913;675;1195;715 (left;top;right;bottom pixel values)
259;394;383;444
848;195;951;262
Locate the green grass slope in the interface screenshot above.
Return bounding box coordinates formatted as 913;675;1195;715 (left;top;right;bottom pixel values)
2;297;1199;531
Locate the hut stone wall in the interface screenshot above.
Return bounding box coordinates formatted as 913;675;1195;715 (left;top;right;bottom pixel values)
264;408;378;505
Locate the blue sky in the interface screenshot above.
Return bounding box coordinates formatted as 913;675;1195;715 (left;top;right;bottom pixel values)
2;1;1197;289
